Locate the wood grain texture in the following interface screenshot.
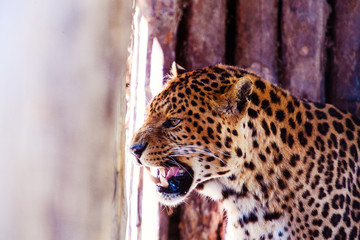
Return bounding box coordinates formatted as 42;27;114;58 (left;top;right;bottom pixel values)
281;0;330;102
235;0;279;84
327;0;360;115
111;0;132;239
179;193;226;240
139;0;182;77
176;0;227;70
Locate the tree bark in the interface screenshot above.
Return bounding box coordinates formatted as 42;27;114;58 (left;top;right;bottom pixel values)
139;0;183;78
281;0;330;102
235;0;279;84
176;0;227;70
327;0;360;115
179;193;226;240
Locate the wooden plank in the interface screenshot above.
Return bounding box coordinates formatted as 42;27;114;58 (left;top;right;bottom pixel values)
179;194;226;240
176;0;227;70
235;0;279;84
327;0;360;115
281;0;330;101
139;0;183;78
110;0;132;239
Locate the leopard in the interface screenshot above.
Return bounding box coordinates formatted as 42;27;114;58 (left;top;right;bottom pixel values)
130;64;360;240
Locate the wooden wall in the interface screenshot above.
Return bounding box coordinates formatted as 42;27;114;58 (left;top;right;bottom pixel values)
130;0;360;239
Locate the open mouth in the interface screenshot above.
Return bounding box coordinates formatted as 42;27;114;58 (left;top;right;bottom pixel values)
145;161;193;196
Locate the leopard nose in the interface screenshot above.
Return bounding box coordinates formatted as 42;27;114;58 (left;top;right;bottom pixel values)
130;142;148;160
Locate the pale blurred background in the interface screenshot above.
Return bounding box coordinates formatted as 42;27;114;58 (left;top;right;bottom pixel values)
0;0;131;239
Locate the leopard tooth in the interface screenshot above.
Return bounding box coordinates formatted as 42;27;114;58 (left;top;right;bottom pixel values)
145;167;160;184
159;174;169;188
159;168;166;178
150;167;158;177
149;174;160;184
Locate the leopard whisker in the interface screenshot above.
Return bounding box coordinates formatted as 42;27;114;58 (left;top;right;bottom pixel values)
168;147;228;166
167;154;224;170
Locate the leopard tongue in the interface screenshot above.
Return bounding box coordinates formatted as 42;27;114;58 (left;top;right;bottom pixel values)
165;167;179;180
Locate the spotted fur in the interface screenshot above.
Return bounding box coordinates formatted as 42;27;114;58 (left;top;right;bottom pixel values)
130;64;360;240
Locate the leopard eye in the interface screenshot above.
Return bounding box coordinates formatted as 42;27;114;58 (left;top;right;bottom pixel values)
170;118;181;126
163;118;182;128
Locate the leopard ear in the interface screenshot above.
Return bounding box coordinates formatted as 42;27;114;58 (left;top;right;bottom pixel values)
217;78;253;115
171;62;187;77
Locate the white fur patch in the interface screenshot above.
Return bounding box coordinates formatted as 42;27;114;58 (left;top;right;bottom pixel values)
224;196;289;240
197;180;224;201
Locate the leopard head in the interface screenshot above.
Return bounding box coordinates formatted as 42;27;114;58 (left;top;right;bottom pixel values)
130;65;255;206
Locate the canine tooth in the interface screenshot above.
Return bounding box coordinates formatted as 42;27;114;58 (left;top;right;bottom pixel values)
148;172;160;184
160;168;166;177
150;167;158;177
145;167;160;184
159;174;169;187
178;169;185;174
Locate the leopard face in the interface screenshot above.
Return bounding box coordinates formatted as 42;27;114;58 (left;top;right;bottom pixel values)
130;65;253;205
130;64;360;239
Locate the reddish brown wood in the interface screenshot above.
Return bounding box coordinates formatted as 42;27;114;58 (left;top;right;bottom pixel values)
327;0;360;116
139;0;182;76
281;0;330;101
235;0;279;84
158;206;170;240
176;0;227;70
179;193;226;240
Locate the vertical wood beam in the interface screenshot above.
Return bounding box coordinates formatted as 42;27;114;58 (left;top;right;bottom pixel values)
179;197;225;240
327;0;360;115
235;0;279;84
111;0;132;239
139;0;183;78
176;0;227;70
281;0;330;101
